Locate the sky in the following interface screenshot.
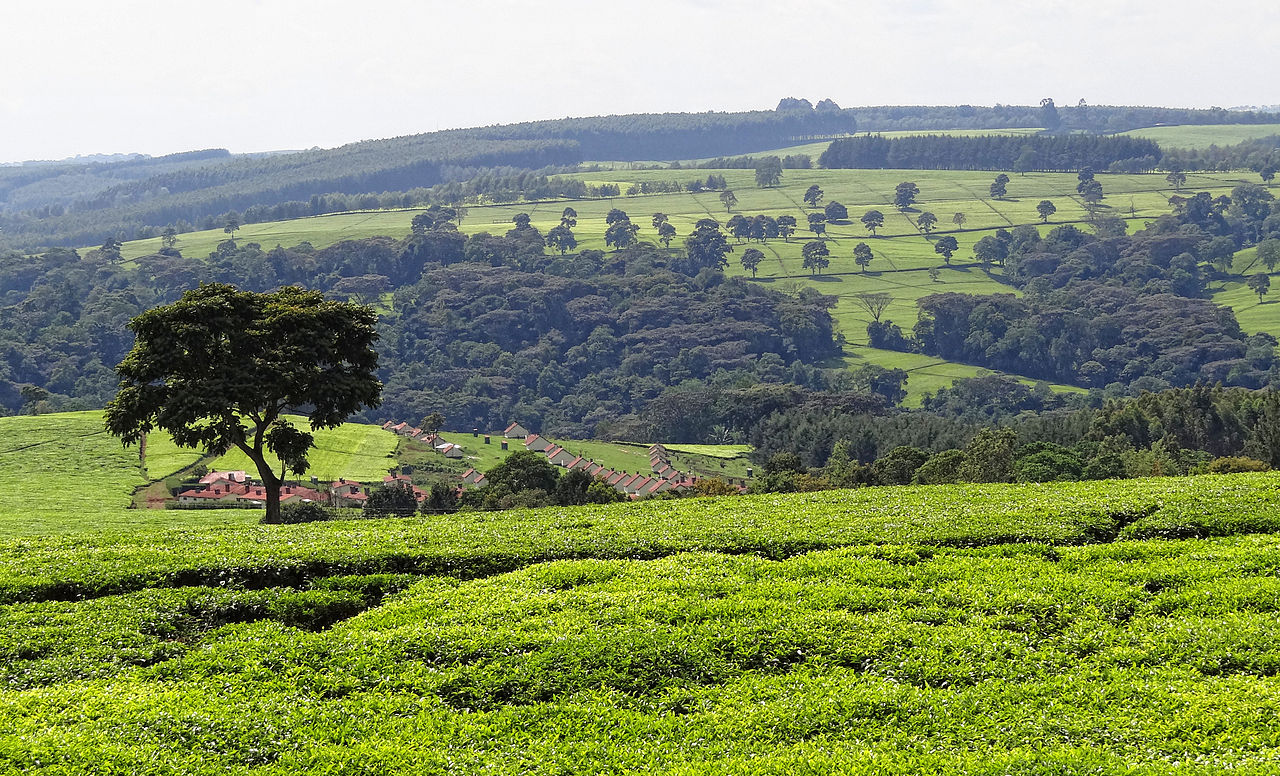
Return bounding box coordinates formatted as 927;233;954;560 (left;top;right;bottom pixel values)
2;0;1277;163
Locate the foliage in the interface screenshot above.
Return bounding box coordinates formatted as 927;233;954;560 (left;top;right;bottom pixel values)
820;133;1162;172
261;502;334;525
364;483;419;518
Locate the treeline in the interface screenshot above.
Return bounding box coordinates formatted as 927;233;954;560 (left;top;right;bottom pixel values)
846;103;1278;134
745;383;1280;493
1159;135;1280;174
818;134;1162;172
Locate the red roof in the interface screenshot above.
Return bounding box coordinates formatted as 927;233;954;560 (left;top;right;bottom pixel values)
504;422;524;433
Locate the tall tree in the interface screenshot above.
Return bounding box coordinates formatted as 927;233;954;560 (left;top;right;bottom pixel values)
952;212;967;229
719;189;738;211
657;221;678;248
1036;200;1057;223
1258;239;1280;271
560;207;578;228
740;248;765;278
824;201;849;222
1165;170;1188;190
604;218;639;250
803;185;825;209
861;210;885;236
160;227;179;250
684;220;734;271
917;212;938;234
727;214;750;242
801;240;830;275
651;212;668;230
853;242;875;272
104;285;381;523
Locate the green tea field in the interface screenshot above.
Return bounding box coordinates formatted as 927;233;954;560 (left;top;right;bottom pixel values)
3;464;1280;773
208;415;399;483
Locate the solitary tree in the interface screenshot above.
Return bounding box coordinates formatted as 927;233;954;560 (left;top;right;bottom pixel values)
719;189;738;211
989;173;1010;199
1079;179;1104;205
853;242;875;272
1165;170;1188;190
560;207;578;228
1261;166;1276;185
99;237;124;264
803;185;824;209
801;240;830;275
934;235;959;263
740;248;765;278
861;210;885;236
754;156;783;187
604;218;639;250
1258;238;1280;271
853;292;892;322
684;220;734;271
1036;200;1057;223
917;212;938;234
952;212;967;229
651;212;668;230
160;227;179;250
777;214;797;241
893;182;920;210
224;214;241;237
1248;273;1272;302
419;411;445;438
928;267;941;282
104;284;381;523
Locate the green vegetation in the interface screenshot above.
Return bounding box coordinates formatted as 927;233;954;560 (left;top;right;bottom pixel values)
3;472;1280;771
211;415;398;483
1120;122;1280;149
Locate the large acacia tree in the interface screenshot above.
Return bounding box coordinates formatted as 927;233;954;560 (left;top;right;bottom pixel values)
105;284;382;522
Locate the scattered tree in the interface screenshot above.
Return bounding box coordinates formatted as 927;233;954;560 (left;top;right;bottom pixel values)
989;173;1010;199
777;214;797;241
973;235;1008;267
104;285;382;523
917;212;938;234
824;201;849;222
1036;200;1057;223
223;214;241;237
560;207;578;228
853;291;891;321
719;189;738;211
1079;179;1104;205
807;212;827;237
754;156;783;187
365;483;419;517
740;248;765;278
1258;238;1280;271
934;235;959;263
160;227;178;250
657;221;678;248
952;212;967;229
861;210;885;236
684;220;734;271
1165;170;1187;190
545;224;578;255
853;242;875;273
651;212;668;230
928;267;941;282
893;182;920;210
419;411;445;438
1248;273;1271;302
803;185;824;209
99;237;123;264
511;213;532;231
801;241;831;275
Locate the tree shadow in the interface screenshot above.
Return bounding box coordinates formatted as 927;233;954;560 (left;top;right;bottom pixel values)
810;275;844;282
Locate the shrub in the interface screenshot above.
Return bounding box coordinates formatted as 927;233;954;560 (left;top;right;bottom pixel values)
1208;456;1270;474
364;484;419;518
260;502;332;525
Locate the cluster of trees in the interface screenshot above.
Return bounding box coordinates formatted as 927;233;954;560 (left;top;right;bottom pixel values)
842;102;1277;135
818;134;1162;172
1158;135;1280;175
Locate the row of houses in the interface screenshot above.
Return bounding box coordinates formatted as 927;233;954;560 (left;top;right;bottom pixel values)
381;421;464;458
176;471;436;509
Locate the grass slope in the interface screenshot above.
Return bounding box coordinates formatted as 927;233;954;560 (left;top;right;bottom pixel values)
1119;122;1280;149
0;411;207;535
209;415;398;483
2;473;1280;772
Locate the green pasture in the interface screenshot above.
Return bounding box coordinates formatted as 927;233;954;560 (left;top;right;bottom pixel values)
4;473;1280;771
110;167;1252;403
1119;122;1280;149
443;433;752;480
209;415;398;483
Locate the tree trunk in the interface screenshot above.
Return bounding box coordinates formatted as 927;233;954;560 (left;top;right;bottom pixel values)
246;451;282;522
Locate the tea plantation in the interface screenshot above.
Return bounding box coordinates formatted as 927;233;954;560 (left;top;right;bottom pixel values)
2;455;1280;772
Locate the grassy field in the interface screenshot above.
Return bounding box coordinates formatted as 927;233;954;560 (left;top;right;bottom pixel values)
209;415;399;483
1119;122;1280;149
3;472;1280;772
112;166;1259;403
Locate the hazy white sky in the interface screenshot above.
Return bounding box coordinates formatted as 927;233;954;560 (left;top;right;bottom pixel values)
2;0;1276;162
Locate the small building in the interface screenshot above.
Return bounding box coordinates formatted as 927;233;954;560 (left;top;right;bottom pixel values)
524;434;551;452
546;446;575;466
503;422;529;439
438;443;464;459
